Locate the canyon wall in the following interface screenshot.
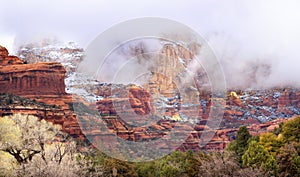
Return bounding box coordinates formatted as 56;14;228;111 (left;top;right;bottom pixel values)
95;43;300;151
0;46;66;96
1;44;300;152
0;46;83;139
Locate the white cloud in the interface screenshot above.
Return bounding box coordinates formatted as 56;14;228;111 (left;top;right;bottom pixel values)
1;0;300;88
0;34;15;54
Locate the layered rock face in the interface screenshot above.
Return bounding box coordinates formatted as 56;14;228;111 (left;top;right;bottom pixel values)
2;42;300;152
95;43;300;151
0;46;66;96
95;83;300;151
0;63;66;96
146;44;193;96
17;41;101;103
0;46;83;139
96;85;152;116
95;48;201;152
144;44;201;118
223;88;300;125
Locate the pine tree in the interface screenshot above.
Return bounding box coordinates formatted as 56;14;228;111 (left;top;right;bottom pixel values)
242;141;278;176
282;116;300;142
227;126;252;163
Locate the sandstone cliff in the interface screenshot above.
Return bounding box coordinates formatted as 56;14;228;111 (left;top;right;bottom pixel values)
0;45;66;96
0;46;84;139
2;43;300;153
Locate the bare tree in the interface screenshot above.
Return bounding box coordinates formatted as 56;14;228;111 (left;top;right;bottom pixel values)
0;114;60;164
196;151;265;177
0;114;104;177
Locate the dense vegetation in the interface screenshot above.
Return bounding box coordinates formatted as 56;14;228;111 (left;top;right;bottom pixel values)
0;114;299;177
227;117;300;177
0;93;61;109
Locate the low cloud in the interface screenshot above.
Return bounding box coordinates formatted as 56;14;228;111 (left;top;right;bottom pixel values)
1;0;300;89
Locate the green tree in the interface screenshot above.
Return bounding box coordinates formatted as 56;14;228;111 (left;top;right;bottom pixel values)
135;161;156;177
154;151;190;177
273;122;283;136
103;158;138;177
259;132;284;157
242;141;278;176
227;126;252;163
282;116;300;142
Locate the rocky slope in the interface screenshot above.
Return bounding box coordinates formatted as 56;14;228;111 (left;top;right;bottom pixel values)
1;41;300;152
94;43;300;151
93;83;297;151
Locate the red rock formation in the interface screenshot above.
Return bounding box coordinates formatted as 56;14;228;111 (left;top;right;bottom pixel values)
0;45;24;65
0;46;8;56
0;63;66;96
2;44;300;153
95;80;273;152
229;92;242;107
94;43;300;152
278;91;291;108
0;46;84;139
0;46;66;96
96;85;152;116
145;44;193;97
128;86;153;115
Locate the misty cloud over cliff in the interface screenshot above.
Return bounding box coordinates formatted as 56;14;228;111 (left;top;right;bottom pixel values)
1;0;300;88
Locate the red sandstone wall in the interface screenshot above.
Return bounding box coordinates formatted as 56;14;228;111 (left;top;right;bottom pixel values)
0;45;66;96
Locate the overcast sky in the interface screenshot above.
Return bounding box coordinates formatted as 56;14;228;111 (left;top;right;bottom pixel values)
1;0;300;88
1;0;299;48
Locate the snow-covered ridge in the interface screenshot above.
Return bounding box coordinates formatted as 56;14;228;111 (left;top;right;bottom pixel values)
17;41;101;102
18;41;84;75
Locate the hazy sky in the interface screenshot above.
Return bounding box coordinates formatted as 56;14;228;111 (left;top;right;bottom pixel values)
1;0;299;48
1;0;300;88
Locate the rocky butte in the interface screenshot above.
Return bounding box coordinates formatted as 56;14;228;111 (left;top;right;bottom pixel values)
0;45;84;139
1;43;300;152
